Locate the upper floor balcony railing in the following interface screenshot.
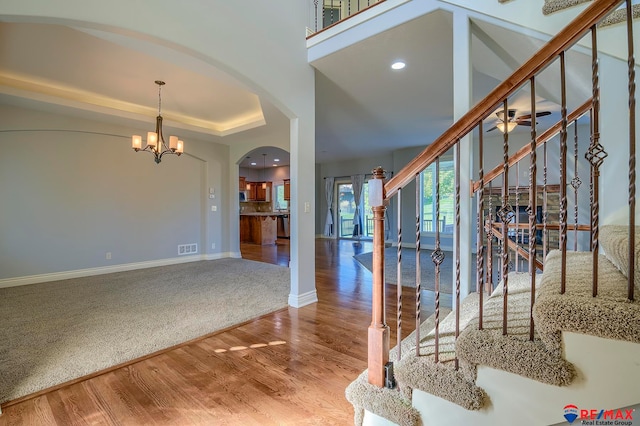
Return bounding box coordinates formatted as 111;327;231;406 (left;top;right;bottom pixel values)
306;0;386;36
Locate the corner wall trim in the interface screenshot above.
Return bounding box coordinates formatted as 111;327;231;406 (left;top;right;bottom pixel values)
0;253;234;288
288;290;318;308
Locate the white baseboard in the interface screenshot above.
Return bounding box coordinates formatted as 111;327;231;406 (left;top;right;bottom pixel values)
204;251;238;260
0;253;236;288
288;290;318;308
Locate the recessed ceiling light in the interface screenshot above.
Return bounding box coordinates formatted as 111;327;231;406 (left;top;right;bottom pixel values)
391;61;406;70
251;162;257;166
274;158;280;162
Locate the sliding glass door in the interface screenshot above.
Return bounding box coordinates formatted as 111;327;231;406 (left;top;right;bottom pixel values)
335;181;372;239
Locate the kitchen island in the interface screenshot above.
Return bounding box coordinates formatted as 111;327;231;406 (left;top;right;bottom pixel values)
240;213;279;245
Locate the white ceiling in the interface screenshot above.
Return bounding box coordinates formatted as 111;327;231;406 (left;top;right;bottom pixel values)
0;12;591;168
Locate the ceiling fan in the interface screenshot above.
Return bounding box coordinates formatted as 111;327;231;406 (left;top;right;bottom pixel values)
486;109;552;132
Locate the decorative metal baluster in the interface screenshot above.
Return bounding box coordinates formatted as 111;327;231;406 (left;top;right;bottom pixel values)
589;108;594;251
486;181;494;294
477;123;485;330
454;143;461;370
585;26;607;298
528;77;538;341
515;163;520;272
415;175;422;356
626;0;636;302
497;99;513;336
397;190;403;361
571;120;582;252
543;140;549;260
559;52;569;294
314;0;319;32
432;158;445;362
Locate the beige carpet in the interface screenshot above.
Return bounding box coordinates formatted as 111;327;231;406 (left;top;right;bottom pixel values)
0;258;290;404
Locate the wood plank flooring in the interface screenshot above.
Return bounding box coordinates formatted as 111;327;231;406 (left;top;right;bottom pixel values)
0;238;420;425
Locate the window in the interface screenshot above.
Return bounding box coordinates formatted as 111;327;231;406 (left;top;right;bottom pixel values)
274;184;288;210
421;159;455;234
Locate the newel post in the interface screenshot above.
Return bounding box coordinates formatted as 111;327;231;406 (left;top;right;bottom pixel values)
368;166;390;387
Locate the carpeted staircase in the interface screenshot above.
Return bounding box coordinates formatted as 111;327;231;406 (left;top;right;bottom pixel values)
346;225;640;425
498;0;640;26
541;0;639;25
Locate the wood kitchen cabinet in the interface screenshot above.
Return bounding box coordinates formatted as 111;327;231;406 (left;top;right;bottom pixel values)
283;179;290;200
246;182;257;200
255;182;272;201
243;181;271;201
239;176;246;191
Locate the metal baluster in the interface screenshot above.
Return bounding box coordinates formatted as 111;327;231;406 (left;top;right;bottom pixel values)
497;99;512;336
626;0;636;302
560;52;567;294
432;158;444;362
528;77;538;341
314;0;319;32
585;26;607;298
515;163;520;272
560;52;569;294
543;141;549;260
487;181;494;294
477;123;485;330
415;174;421;356
397;190;402;361
572;120;582;251
454;143;461;370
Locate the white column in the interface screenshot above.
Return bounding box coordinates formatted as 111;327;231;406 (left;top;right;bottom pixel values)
288;117;318;307
452;10;473;302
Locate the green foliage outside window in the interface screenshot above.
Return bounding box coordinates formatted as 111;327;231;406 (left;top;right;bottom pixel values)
421;160;455;233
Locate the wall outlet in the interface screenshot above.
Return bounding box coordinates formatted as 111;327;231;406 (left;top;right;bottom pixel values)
211;243;216;249
106;252;111;260
211;205;217;212
304;202;310;213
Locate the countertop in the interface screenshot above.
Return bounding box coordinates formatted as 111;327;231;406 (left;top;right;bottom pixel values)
240;211;290;216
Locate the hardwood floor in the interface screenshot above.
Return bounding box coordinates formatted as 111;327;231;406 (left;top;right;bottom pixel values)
0;238;421;425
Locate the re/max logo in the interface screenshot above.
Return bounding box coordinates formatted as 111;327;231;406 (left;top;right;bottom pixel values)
580;409;634;420
564;405;636;424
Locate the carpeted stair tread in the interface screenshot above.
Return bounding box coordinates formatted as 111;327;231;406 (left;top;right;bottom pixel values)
534;250;640;347
345;370;420;426
346;311;448;426
600;225;640;286
542;0;640;27
393;293;487;411
457;272;576;387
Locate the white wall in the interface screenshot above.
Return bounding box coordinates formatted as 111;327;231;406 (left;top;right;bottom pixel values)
0;104;228;282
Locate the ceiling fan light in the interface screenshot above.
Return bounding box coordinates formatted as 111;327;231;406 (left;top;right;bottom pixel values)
497;121;518;133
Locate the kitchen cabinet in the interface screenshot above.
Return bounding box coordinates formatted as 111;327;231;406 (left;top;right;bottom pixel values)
243;181;271;201
283;179;290;200
246;182;257;200
239;176;246;191
255;182;272;201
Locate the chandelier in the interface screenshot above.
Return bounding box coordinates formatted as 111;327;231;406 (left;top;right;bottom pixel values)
131;80;184;164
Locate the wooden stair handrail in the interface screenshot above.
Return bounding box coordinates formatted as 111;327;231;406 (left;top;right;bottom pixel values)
470;99;593;195
490;225;545;272
384;0;624;199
